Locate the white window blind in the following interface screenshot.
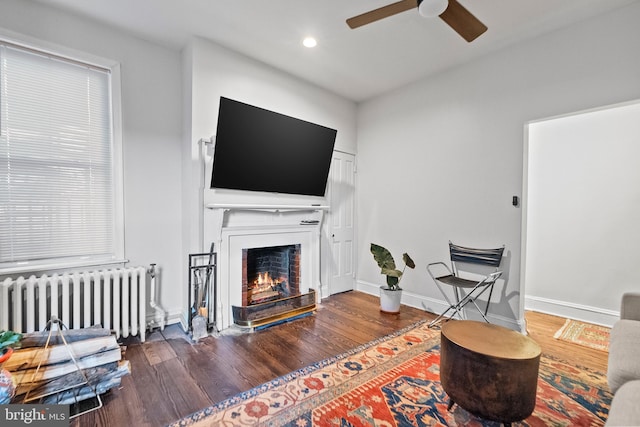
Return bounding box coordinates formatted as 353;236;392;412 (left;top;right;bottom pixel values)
0;42;117;269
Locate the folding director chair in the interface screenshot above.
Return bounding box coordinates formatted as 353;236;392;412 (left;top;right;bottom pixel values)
427;241;505;328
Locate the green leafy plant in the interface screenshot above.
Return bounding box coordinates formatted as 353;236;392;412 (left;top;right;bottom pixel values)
370;243;416;291
0;330;22;350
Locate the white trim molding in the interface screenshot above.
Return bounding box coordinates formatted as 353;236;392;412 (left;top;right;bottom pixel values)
525;295;619;327
356;280;524;332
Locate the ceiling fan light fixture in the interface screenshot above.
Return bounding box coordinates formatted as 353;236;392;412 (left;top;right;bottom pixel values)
418;0;449;18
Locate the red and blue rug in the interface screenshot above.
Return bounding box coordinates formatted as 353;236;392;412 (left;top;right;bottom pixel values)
168;321;611;426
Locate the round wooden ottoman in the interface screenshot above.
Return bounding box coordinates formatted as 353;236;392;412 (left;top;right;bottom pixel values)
440;320;541;426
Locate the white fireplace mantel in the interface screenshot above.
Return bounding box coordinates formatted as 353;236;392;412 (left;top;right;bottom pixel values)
205;203;330;211
204;203;329;330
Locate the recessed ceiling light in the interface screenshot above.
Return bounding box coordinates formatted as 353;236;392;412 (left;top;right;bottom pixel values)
302;37;317;48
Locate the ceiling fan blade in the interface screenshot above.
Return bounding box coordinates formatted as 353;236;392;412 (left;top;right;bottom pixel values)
439;0;487;42
346;0;418;29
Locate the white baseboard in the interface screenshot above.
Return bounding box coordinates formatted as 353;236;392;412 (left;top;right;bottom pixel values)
524;295;619;327
356;280;524;332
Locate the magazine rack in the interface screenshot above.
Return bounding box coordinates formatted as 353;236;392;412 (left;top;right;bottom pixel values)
23;317;102;418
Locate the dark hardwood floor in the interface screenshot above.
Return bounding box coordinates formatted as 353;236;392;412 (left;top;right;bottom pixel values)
71;291;609;427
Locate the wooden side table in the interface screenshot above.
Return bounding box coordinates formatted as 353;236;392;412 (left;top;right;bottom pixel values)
440;320;541;426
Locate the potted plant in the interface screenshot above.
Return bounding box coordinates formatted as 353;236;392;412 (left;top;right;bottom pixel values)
370;243;415;314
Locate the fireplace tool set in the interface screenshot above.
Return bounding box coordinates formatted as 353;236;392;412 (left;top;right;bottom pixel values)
189;243;217;341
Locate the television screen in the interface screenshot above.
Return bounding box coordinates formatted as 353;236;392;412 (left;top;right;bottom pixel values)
210;97;337;197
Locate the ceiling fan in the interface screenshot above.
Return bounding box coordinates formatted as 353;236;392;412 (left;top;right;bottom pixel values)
346;0;487;42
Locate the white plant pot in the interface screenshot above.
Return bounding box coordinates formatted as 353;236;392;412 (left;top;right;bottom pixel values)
379;286;402;314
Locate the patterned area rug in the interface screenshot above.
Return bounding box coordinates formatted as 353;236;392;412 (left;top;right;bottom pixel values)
554;319;610;352
169;321;612;427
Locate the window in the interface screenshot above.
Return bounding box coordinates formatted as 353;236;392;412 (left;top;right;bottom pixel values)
0;39;123;272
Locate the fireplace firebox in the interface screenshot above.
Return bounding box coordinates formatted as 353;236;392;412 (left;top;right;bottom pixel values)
243;244;300;305
232;243;316;328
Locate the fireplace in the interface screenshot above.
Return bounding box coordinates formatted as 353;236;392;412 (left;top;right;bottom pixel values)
233;243;316;328
204;203;327;330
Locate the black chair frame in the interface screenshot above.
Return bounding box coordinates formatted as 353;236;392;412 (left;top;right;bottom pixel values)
427;242;504;327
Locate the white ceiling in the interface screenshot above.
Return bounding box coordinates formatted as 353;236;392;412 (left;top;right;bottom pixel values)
33;0;638;102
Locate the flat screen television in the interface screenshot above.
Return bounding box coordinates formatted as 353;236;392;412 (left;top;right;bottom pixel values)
210;97;337;197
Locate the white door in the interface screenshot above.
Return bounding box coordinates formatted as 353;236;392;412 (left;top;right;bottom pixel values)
328;151;356;294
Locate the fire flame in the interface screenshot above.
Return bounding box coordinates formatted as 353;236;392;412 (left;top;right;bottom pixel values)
251;272;284;293
255;272;276;286
248;272;289;304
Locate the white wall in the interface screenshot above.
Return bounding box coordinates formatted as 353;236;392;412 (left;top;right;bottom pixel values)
525;101;640;326
182;37;357;325
0;0;184;324
356;2;640;330
188;37;357;205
